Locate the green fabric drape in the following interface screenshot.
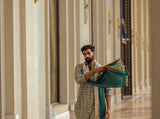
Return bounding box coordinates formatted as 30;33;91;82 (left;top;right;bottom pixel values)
81;59;129;119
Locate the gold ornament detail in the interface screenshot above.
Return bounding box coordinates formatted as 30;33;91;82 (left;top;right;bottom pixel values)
131;29;134;39
34;0;38;3
84;0;89;24
136;32;139;47
118;18;121;40
142;37;145;50
108;11;112;35
147;40;150;52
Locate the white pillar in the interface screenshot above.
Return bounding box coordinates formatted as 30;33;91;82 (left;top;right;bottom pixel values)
134;0;140;92
59;0;70;104
0;0;5;118
25;0;46;119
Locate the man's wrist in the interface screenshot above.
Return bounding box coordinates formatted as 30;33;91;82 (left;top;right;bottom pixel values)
93;68;97;73
107;108;111;111
85;69;97;80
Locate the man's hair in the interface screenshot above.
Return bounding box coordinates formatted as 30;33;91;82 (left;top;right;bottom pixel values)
81;45;95;53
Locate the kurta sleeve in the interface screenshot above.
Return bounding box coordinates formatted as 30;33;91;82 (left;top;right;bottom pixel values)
104;88;112;96
75;64;87;84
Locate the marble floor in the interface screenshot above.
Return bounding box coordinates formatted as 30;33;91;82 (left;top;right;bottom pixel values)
110;87;152;119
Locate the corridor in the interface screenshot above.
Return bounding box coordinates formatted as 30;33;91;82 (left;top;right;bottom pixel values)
110;88;152;119
1;0;157;118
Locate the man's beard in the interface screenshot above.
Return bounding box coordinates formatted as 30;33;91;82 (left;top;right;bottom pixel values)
85;55;94;64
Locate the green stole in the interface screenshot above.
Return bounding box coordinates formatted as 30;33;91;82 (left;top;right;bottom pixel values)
81;59;129;119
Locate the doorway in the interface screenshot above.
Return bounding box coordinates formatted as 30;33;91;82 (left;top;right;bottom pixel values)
120;0;132;97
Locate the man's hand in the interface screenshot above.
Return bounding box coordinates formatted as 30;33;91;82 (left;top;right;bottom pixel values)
95;66;108;73
85;66;108;80
105;109;111;119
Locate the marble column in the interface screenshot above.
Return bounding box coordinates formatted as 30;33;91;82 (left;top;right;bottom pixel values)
3;0;47;118
68;0;77;118
113;0;121;103
0;0;5;118
4;0;22;118
92;0;99;61
146;0;150;87
59;0;70;105
138;0;145;90
134;0;140;92
131;0;136;93
25;0;46;119
45;0;51;118
143;0;150;88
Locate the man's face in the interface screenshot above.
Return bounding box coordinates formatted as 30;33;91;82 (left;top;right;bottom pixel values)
82;49;95;64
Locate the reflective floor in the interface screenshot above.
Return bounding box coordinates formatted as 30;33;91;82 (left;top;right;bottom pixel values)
110;87;152;119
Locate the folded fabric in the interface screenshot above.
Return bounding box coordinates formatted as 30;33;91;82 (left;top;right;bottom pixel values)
87;58;129;88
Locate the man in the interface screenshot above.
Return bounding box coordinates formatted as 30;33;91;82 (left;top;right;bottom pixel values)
74;45;111;119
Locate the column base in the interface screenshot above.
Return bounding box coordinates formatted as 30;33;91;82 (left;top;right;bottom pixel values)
6;115;19;119
52;111;70;119
115;94;121;103
136;86;139;92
